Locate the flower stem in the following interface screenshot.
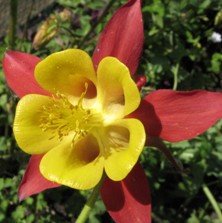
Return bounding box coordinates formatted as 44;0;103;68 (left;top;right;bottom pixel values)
8;0;18;50
202;184;222;222
75;174;106;223
172;63;179;90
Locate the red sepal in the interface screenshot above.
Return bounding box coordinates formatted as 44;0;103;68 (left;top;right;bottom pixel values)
18;155;60;201
132;90;222;142
101;163;151;223
92;0;144;75
2;51;49;98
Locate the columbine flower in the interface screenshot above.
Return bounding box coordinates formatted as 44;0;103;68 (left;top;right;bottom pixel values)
3;0;222;222
32;9;72;49
13;49;145;189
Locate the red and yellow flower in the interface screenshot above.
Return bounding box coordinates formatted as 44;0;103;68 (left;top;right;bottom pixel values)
3;0;222;222
13;49;145;189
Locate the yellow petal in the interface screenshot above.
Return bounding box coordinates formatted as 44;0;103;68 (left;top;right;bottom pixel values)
97;57;141;120
40;134;104;190
35;49;97;105
104;118;145;181
13;94;73;154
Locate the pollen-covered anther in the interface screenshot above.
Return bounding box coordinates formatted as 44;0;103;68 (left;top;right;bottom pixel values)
39;85;103;142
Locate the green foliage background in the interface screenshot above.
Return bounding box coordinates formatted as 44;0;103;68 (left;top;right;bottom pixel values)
0;0;222;222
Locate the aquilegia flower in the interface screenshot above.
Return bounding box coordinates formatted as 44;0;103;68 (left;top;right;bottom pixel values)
13;49;145;189
3;0;222;222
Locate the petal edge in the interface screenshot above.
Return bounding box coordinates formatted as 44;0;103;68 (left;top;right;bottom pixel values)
18;155;60;201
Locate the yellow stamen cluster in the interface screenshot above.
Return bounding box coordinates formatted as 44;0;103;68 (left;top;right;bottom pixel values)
39;85;103;143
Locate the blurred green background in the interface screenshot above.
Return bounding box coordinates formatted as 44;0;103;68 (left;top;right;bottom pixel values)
0;0;222;222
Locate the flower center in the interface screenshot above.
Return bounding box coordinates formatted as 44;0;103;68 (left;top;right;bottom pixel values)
39;84;103;143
